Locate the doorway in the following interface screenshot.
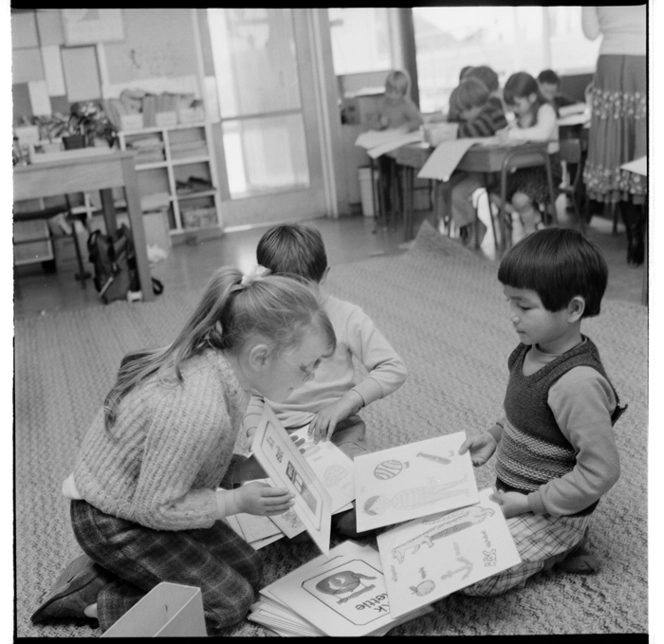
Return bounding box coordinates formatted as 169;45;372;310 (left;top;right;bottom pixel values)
207;8;334;229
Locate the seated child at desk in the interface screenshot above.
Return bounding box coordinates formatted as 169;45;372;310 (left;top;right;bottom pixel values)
461;65;505;114
459;228;625;592
497;71;563;236
230;223;408;539
369;70;424;219
537;69;577;114
447;77;509;247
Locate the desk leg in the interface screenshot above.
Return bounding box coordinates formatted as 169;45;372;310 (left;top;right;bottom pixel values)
100;189;117;236
403;166;414;242
121;156;155;302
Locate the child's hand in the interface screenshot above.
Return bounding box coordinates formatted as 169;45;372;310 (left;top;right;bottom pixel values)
458;432;497;467
237;482;295;516
490;490;529;519
309;392;362;444
379;115;389;129
496;127;510;144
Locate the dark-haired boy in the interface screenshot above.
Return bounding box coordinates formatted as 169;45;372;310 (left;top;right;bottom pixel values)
459;227;625;594
537;69;577;113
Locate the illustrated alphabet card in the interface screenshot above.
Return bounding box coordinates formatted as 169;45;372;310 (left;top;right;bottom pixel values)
252;404;332;555
376;488;522;618
354;432;480;532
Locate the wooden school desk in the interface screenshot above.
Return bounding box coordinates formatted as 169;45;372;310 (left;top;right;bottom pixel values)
390;140;555;252
13;150;155;302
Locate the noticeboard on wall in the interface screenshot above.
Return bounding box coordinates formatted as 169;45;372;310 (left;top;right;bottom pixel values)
61;9;124;46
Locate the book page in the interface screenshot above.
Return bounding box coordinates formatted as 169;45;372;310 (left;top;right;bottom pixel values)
354;432;479;533
252;405;332;555
377;488;521;618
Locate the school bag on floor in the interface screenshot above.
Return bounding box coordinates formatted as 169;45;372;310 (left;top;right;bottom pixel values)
88;224;163;303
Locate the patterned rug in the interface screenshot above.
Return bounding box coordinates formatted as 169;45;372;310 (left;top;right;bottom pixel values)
14;221;648;637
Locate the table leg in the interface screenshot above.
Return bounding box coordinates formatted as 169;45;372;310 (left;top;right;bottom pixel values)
122;155;155;302
440;179;452;236
100;189;117;236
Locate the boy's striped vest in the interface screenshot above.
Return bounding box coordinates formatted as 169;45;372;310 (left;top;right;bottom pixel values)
495;337;625;511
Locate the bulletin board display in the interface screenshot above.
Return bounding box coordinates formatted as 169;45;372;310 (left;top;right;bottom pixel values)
103;9;198;84
61;9;124;46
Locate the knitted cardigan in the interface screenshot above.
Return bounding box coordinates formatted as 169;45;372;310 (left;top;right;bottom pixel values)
73;349;248;531
496;337;625;515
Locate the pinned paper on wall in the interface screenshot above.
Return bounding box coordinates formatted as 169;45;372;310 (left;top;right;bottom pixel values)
28;81;52;117
61;9;124;46
354;432;480;533
61;46;101;102
41;46;66;96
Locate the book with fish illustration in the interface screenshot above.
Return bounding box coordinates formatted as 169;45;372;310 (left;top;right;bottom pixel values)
376;488;521;618
355;432;479;532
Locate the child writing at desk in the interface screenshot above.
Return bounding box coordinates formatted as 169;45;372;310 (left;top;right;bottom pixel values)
497;71;563;237
447;77;509;247
231;223;408;539
369;70;424;221
458;227;625;594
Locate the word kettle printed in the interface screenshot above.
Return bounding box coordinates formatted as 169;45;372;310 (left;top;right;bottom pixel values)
302;560;389;627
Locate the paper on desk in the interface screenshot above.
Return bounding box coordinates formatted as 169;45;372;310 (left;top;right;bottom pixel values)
621;156;647;176
558;102;588;117
417;138;489;182
355;128;423;159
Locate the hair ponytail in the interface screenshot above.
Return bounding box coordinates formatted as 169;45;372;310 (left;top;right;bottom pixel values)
103;267;335;435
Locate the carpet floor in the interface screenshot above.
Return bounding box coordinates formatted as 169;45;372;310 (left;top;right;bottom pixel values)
14;221;648;637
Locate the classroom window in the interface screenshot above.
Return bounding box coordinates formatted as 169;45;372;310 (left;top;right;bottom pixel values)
208;8;310;198
328;8;392;75
412;6;600;114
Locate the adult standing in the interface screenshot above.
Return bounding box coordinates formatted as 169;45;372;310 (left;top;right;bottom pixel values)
581;5;647;266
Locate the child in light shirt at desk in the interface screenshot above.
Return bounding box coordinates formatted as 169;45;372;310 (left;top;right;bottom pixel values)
447;77;509;247
229;223;408;539
369;70;424;221
496;71;563;236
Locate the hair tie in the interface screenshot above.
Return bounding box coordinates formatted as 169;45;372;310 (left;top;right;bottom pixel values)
240;265;270;288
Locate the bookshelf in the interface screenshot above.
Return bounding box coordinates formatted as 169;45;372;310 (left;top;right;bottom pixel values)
117;122;221;240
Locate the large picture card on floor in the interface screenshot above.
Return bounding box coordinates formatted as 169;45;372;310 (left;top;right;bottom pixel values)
355;432;479;533
252;404;332;555
377;488;522;618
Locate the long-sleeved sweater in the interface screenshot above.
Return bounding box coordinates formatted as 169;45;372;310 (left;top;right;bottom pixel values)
376;95;424;131
455;99;508;139
582;6;646;56
70;350;249;531
238;294;407;454
488;338;621;517
506;102;559;154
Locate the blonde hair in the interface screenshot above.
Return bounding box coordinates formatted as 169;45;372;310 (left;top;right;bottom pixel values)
385;69;411;97
103;267;335;432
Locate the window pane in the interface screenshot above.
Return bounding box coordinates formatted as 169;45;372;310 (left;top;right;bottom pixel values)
208;8;301;118
548;7;601;74
413;7;547;114
222;115;310;199
328;8;391;75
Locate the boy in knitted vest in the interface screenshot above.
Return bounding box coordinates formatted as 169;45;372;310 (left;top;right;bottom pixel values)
458;227;625;595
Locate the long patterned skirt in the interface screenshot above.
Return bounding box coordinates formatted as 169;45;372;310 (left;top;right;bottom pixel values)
583;54;647;205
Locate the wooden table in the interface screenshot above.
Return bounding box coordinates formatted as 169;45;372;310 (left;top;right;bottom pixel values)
13;150;155;302
390;141;555;252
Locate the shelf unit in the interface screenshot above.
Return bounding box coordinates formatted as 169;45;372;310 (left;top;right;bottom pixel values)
117;123;221;238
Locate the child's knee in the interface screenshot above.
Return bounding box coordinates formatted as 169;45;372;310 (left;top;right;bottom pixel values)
206;577;257;633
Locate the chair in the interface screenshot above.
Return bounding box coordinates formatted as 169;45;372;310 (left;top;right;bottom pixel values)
557;138;586;233
13;195;91;287
494;143;558;253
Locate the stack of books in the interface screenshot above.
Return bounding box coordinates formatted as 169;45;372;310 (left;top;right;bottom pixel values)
125;134;164;165
169;139;208;161
248;540;432;636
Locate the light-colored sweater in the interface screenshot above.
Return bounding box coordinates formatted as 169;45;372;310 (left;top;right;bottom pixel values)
582;6;646;56
70;350;249;531
489;340;620;517
377;95;424;131
506;102;559;154
238;294;407;454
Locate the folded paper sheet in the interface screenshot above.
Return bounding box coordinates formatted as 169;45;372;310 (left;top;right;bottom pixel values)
355;432;479;533
377;488;522;618
252;405;332;555
355;128;423;159
620;156;647;176
416;138;486;182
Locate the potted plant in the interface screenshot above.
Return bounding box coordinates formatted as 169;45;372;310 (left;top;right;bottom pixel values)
65;101;119;149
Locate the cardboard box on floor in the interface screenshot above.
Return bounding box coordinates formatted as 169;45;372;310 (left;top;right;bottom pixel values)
101;582;206;638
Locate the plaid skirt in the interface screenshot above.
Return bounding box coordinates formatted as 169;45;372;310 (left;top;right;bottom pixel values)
583;54;647;204
457;510;590;596
505;154;563;206
70;499;263;635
